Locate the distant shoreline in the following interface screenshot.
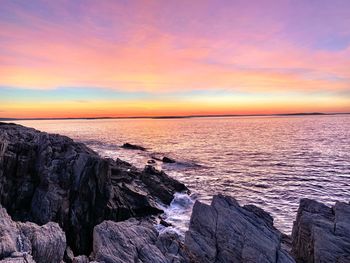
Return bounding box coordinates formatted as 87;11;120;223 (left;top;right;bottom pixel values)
0;112;349;121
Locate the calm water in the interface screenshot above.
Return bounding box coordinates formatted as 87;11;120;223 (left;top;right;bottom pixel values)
14;115;350;234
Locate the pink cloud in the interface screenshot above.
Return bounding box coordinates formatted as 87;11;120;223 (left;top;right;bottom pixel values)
0;0;349;96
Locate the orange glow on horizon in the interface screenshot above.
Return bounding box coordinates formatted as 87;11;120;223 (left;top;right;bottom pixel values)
2;96;349;119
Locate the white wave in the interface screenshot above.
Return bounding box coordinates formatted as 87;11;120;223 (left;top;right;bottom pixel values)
158;192;196;236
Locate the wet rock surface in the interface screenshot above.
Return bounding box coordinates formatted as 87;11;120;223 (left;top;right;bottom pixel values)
291;198;350;263
0;123;187;255
185;194;295;263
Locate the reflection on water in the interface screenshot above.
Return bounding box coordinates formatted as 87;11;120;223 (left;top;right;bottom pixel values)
15;115;350;234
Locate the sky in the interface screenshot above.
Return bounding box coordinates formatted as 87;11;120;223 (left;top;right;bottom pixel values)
1;0;350;118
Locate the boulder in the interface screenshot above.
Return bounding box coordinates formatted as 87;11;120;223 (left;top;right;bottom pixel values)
19;222;66;263
121;143;146;151
291;198;350;263
185;194;295;263
147;159;157;164
92;219;189;263
0;123;187;255
0;205;66;263
162;157;176;164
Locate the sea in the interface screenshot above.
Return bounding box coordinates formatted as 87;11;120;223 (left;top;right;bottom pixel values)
14;115;350;235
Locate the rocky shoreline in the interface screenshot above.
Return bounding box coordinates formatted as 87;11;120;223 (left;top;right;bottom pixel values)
0;122;349;263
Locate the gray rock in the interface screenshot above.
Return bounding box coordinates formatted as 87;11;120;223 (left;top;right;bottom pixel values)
92;219;189;263
0;206;21;258
291;198;350;263
0;254;36;263
0;205;65;263
0;123;187;254
185;194;295;263
156;230;190;263
72;255;90;263
20;222;66;263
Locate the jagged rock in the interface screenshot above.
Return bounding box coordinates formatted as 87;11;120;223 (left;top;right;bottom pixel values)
0;205;65;263
185;194;295;263
141;165;188;204
121;143;146;151
0;123;188;255
92;219;189;263
291;199;350;263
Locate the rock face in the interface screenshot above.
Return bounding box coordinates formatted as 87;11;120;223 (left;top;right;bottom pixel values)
92;219;189;263
291;199;350;263
0;123;187;255
0;205;66;263
185;194;295;263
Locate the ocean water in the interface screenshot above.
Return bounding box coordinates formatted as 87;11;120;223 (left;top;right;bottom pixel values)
14;115;350;234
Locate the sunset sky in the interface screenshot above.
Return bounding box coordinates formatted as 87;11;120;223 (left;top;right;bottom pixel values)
1;0;350;118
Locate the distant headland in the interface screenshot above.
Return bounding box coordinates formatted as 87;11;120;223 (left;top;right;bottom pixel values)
1;112;349;121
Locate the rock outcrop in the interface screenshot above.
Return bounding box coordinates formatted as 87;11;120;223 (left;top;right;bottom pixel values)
291;198;350;263
92;219;190;263
185;194;295;263
0;123;187;255
121;143;146;151
0;205;66;263
1;122;349;263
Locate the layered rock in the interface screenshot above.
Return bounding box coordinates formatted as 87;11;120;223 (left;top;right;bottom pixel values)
291;198;350;263
0;123;187;255
0;205;66;263
92;219;190;263
185;194;295;263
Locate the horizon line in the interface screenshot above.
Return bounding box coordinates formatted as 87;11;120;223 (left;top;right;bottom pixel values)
1;112;350;121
